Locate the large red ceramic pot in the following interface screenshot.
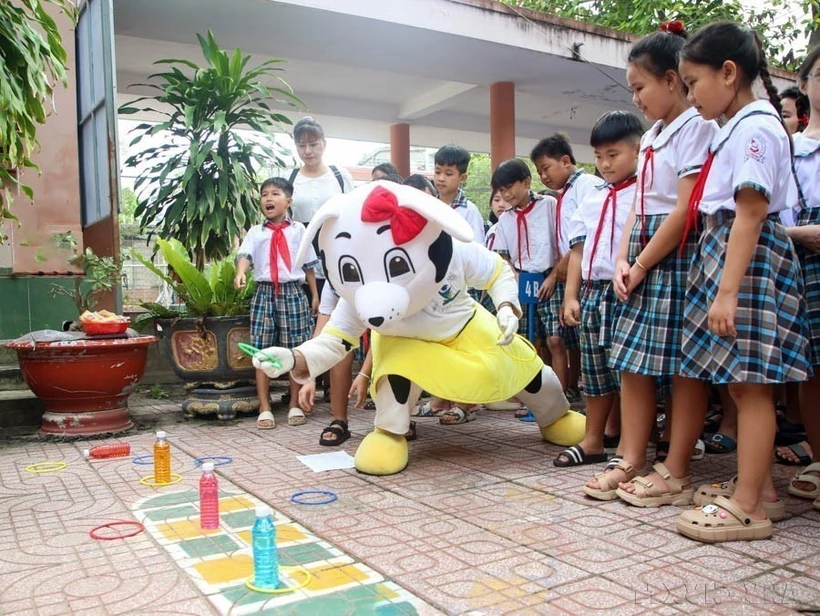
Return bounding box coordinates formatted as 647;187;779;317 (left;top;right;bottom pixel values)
6;335;158;436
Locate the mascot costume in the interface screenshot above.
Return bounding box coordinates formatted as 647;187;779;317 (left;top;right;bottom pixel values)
254;181;585;475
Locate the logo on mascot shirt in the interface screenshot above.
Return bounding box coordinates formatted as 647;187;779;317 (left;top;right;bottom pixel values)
437;283;461;305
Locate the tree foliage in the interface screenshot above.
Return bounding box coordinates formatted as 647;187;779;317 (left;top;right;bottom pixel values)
505;0;820;71
0;0;76;234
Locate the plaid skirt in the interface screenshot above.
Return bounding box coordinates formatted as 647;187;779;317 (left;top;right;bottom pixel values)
610;214;696;376
250;281;314;349
680;211;811;384
540;280;580;349
580;280;619;397
796;207;820;367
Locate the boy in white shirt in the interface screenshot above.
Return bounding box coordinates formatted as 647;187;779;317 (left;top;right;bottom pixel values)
531;134;601;398
434;145;486;244
234;177;319;430
558;111;643;467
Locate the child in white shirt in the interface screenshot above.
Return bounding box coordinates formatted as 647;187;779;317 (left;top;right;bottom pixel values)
234;177;319;429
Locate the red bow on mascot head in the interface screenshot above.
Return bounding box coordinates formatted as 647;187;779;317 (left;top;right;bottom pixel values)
361;186;428;245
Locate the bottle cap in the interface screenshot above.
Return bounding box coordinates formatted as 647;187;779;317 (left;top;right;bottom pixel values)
82;449;90;458
202;462;215;472
255;504;272;518
156;430;166;439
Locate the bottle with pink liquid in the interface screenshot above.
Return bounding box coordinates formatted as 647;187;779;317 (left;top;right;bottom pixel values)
199;462;219;529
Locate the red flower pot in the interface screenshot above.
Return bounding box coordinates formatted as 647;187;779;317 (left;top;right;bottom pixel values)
6;335;158;436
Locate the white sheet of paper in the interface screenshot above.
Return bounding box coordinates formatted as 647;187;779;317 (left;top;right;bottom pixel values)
296;451;356;472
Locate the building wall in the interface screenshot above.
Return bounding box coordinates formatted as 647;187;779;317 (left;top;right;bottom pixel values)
0;6;86;339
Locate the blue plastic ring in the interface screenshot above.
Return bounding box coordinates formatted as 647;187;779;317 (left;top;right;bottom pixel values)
290;490;338;505
194;456;233;467
132;455;153;465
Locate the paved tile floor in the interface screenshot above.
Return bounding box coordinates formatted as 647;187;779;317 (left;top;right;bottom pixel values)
1;384;818;615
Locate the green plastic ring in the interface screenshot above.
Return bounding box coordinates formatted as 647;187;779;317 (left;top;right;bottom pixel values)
237;343;282;370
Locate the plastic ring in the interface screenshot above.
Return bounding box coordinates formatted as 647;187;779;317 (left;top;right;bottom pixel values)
25;461;67;474
194;456;233;467
290;490;337;505
237;342;282;369
132;455;153;466
139;473;183;486
244;566;312;594
89;520;144;540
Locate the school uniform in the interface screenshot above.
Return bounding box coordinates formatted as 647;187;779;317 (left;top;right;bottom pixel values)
479;223;500;314
237;220;319;350
792;131;820;367
568;177;638;397
680;100;811;384
450;188;486;244
543;170;601;350
492;192;557;339
609;108;718;378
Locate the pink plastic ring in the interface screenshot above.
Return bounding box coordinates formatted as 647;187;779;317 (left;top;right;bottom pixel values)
89;520;145;540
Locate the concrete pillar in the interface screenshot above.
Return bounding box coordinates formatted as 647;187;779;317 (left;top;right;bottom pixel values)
490;82;515;171
390;123;411;178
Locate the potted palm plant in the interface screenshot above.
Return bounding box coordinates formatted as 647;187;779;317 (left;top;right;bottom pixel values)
120;31;300;419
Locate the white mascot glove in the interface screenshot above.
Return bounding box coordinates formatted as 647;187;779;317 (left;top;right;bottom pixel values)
252;347;295;379
496;304;519;346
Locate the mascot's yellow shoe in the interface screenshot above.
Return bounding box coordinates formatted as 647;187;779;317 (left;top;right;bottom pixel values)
354;428;408;476
540;410;585;447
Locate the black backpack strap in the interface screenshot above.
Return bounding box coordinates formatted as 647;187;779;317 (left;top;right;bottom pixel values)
288;168;299;185
329;165;345;192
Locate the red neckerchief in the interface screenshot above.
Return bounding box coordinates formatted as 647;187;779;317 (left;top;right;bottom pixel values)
514;195;538;269
554;178;575;260
638;146;655;246
264;220;292;296
679;151;715;255
587;177;637;281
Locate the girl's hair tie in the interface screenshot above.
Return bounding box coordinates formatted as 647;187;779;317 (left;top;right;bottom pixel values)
659;20;685;35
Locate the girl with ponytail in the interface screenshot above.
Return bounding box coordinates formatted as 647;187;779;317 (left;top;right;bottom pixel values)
628;21;810;543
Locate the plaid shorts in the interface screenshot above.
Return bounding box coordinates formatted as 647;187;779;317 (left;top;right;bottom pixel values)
680;211;811;384
610;214;696;377
580;280;619;397
540;280;580;349
519;300;546;342
478;291;497;315
797;207;820;367
250;281;313;349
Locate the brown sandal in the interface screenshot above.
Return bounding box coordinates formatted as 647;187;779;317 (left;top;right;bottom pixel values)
615;462;693;507
677;496;772;543
582;459;637;501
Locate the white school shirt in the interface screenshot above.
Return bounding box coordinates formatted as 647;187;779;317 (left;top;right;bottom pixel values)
568;179;638;281
492;193;557;273
697;99;798;216
793;131;820;211
236;220;318;284
448;189;486;244
324;239;503;343
636;107;718;217
552;171;602;256
485;222;499;251
289;166;355;224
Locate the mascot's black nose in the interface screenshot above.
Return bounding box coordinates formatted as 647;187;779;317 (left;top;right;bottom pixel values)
368;316;384;327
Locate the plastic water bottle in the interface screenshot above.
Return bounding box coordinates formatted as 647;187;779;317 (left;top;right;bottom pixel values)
252;505;279;589
83;442;130;459
199;462;219;529
153;431;171;484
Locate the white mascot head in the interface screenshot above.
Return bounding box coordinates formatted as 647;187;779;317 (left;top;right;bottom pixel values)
296;181;474;330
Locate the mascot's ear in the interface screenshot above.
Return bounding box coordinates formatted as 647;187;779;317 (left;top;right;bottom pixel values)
372;181;474;243
295;194;344;267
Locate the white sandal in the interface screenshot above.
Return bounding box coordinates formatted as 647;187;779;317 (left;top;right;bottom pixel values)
256;410;275;430
287;407;306;426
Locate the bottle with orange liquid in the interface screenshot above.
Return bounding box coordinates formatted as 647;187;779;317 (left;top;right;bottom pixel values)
153;431;171;484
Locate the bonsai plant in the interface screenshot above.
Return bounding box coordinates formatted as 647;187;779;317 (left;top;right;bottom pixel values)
7;231;157;437
120;30;300;269
47;232;123;329
0;0;75;234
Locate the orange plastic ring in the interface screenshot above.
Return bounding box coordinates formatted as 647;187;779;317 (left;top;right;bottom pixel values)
89;520;144;540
